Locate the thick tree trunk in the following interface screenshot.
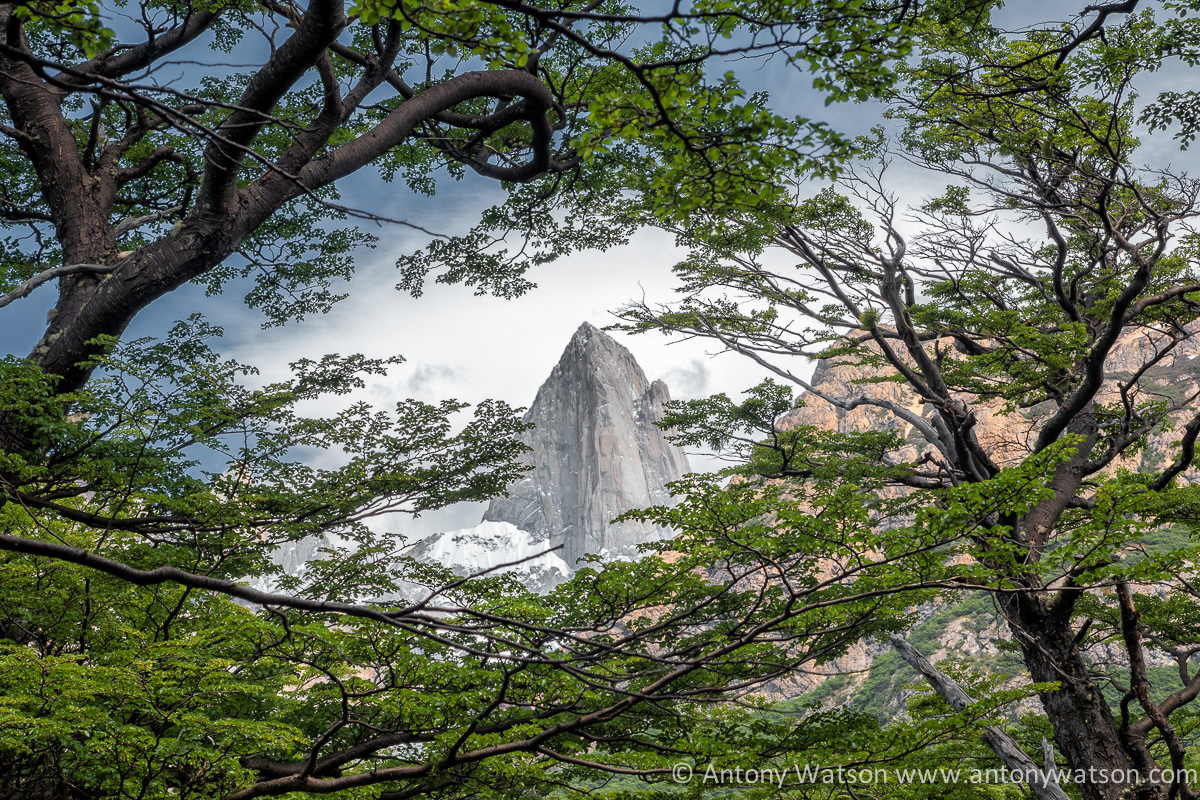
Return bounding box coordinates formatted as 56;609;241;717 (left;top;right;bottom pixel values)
31;220;227;393
1003;592;1154;800
991;410;1157;799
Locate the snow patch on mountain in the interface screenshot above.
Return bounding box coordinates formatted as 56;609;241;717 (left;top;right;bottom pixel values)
406;520;573;594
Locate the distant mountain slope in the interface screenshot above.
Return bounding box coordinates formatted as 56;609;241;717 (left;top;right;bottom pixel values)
782;325;1200;475
405;520;572;594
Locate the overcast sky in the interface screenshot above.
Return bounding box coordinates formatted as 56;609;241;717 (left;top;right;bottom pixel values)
3;0;1173;539
0;69;887;539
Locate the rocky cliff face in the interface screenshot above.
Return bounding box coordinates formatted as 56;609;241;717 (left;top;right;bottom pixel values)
774;326;1200;714
483;322;691;568
403;323;691;593
781;326;1200;474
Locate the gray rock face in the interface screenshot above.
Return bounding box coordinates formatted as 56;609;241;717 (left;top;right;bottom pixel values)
483;322;691;567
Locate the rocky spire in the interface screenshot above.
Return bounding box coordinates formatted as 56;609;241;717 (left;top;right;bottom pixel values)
483;322;690;567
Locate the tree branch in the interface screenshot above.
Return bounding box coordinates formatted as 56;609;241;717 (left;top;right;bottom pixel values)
890;635;1071;800
113;206;184;238
195;0;348;215
0;263;116;309
56;9;221;89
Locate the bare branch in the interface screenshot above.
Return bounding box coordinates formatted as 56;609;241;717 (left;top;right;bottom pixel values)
0;263;116;309
890;635;1071;800
113;206;184;238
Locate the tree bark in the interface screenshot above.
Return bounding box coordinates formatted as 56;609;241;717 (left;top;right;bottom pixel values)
1001;591;1155;800
0;8;118;347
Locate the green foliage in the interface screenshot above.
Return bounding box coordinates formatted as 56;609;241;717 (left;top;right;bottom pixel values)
797;592;1019;719
386;0;929;299
12;1;1200;798
0;422;941;797
611;4;1200;795
660;379;908;479
12;0;114;58
0;332;1081;799
0;0;937;324
0;520;305;800
3;315;531;594
196;203;377;327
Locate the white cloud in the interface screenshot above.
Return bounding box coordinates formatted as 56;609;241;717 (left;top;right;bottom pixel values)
664;359;710;399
